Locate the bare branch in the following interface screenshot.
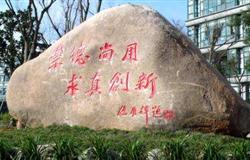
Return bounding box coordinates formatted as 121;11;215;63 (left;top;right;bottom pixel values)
4;0;15;14
46;11;63;38
47;0;102;37
83;0;90;22
96;0;102;13
28;0;56;61
171;19;185;32
72;0;79;29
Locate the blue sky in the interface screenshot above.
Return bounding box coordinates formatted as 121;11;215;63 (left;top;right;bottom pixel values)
104;0;187;25
0;0;187;40
0;0;187;23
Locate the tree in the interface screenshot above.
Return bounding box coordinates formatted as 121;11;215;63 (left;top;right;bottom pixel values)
171;19;186;33
241;11;250;44
0;0;56;77
46;0;103;39
225;54;250;96
206;22;238;67
205;14;250;98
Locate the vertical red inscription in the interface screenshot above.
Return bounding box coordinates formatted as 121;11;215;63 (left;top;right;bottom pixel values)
99;42;114;61
70;43;90;66
122;42;138;62
49;44;64;71
109;72;130;93
86;72;101;96
135;73;157;98
64;74;80;96
139;105;149;127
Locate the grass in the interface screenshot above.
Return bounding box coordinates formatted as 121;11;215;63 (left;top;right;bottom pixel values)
0;113;249;159
0;113;12;127
0;124;248;159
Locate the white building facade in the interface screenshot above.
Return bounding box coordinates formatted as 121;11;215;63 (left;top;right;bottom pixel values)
186;0;250;101
0;67;8;102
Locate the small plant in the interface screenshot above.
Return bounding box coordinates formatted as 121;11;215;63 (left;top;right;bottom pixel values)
121;140;147;160
147;148;164;160
0;140;12;159
162;139;190;160
0;113;12;127
202;142;226;160
86;135;120;160
18;136;46;160
233;142;250;160
52;137;80;160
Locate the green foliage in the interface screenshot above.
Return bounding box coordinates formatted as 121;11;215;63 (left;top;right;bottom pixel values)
242;12;250;44
52;137;80;160
0;9;49;77
0;113;11;124
86;135;116;160
19;136;46;160
202;142;226;160
162;138;191;160
0;125;248;159
225;56;239;76
233;142;250;160
0;140;12;159
121;140;147;160
230;14;241;27
229;12;250;44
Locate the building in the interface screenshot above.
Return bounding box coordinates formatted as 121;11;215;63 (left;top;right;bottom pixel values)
186;0;250;100
0;67;8;106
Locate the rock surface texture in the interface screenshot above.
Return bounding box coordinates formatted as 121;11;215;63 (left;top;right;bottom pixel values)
7;4;250;136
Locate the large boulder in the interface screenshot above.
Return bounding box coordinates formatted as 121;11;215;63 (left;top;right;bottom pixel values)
6;4;250;136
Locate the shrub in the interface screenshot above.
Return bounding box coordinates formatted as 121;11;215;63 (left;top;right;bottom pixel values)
121;140;147;160
202;142;226;160
52;137;80;160
162;139;190;160
86;135;120;160
18;136;47;160
0;140;13;159
0;113;11;125
233;142;250;160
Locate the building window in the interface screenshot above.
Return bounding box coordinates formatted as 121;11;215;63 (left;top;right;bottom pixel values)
188;16;241;48
194;0;199;17
240;0;250;5
243;47;250;74
241;82;250;101
188;0;194;19
227;49;241;76
189;0;239;19
0;76;4;83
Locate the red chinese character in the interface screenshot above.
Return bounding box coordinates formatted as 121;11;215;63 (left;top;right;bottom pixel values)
49;44;64;71
86;72;101;96
152;105;161;118
130;106;137;117
135;73;157;99
122;42;138;62
64;74;80;96
109;72;129;92
99;42;114;61
139;105;149;127
70;43;90;66
117;105;128;116
163;110;175;121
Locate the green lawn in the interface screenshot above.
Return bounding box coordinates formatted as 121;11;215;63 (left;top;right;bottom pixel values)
0;113;249;159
